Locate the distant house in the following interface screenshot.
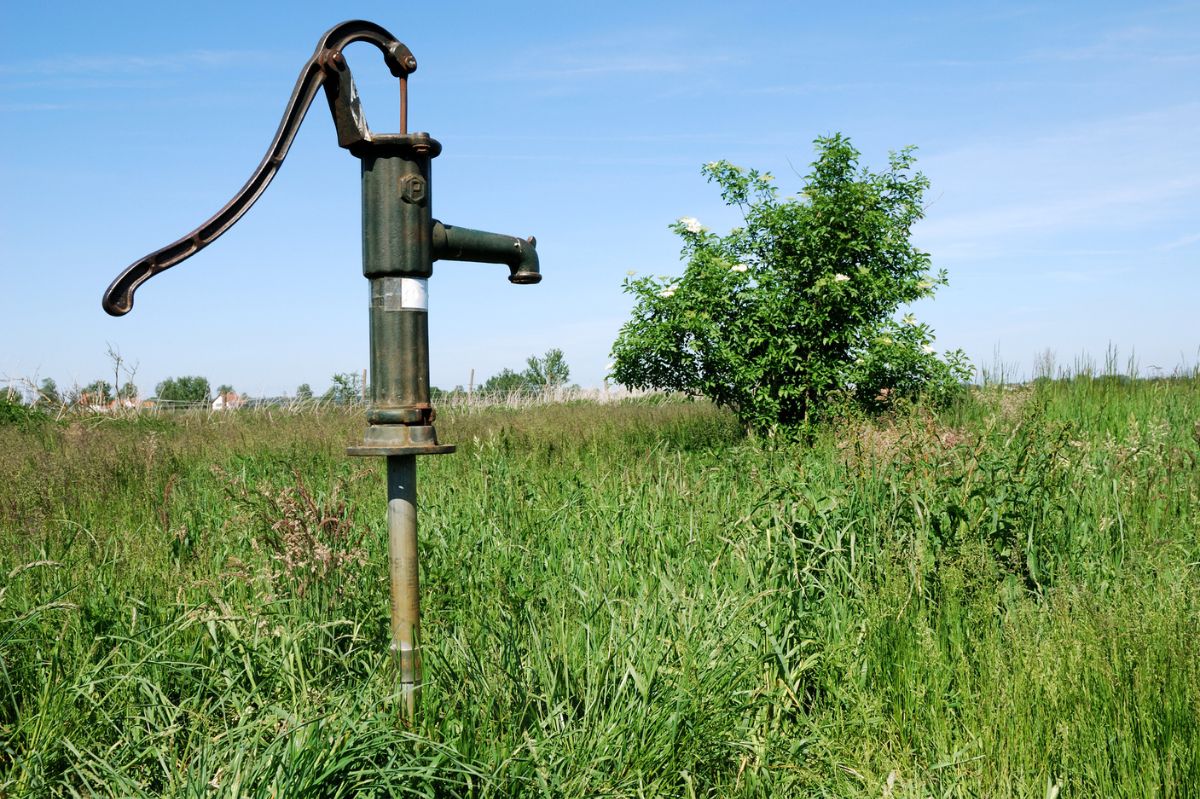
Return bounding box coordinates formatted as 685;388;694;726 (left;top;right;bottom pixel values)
212;391;244;411
77;392;141;412
78;391;107;412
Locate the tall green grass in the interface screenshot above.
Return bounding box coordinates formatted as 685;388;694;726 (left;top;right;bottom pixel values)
1;384;1197;797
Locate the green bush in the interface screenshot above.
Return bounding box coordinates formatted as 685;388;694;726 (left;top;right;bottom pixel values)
0;392;46;428
611;135;971;431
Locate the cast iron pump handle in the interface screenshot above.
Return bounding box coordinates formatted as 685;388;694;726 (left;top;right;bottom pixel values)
102;19;539;316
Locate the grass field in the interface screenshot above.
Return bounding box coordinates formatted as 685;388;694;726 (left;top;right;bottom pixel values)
2;379;1198;797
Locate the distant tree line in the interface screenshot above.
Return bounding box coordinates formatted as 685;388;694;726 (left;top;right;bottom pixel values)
8;356;575;413
473;348;572;397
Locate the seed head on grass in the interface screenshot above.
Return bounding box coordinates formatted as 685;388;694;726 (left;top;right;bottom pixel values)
214;465;369;602
262;474;368;599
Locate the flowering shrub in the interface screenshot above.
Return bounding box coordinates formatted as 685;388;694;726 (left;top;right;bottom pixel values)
610;135;971;431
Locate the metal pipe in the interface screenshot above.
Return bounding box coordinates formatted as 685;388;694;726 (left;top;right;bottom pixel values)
432;221;541;283
386;454;421;720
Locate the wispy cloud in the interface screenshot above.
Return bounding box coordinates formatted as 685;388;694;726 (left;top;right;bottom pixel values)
917;102;1200;258
0;49;274;77
1023;24;1199;66
512;53;724;80
1159;232;1200;251
746;81;894;96
0;102;69;112
1044;266;1132;285
920;173;1200;243
506;28;733;83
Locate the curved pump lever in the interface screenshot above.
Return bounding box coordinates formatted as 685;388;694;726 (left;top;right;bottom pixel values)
102;20;416;316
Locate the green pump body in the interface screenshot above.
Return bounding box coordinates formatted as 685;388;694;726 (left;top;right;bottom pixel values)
350;132;541;455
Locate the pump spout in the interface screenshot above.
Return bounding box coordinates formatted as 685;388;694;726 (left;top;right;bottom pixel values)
431;220;540;283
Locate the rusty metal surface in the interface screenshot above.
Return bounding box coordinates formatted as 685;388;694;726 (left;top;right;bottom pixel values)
102;20;415;316
346;423;455;456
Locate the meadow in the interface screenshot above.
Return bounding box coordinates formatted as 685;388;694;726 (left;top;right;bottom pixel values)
1;378;1198;797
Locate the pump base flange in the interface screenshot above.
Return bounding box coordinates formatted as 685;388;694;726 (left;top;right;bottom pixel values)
346;424;455;457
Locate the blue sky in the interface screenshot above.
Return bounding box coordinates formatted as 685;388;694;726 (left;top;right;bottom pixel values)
2;1;1197;397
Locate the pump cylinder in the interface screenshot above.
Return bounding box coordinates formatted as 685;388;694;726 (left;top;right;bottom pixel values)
366;277;429;420
360;134;438;280
346;134;452;457
359;134;440;423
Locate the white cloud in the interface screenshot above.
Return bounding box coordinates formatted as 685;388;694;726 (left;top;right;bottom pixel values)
916;103;1200;257
0;50;272;76
1159;232;1200;251
920;173;1200;243
506;27;734;83
1024;24;1200;66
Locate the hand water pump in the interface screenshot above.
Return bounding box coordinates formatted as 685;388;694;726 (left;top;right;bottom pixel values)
102;20;542;721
